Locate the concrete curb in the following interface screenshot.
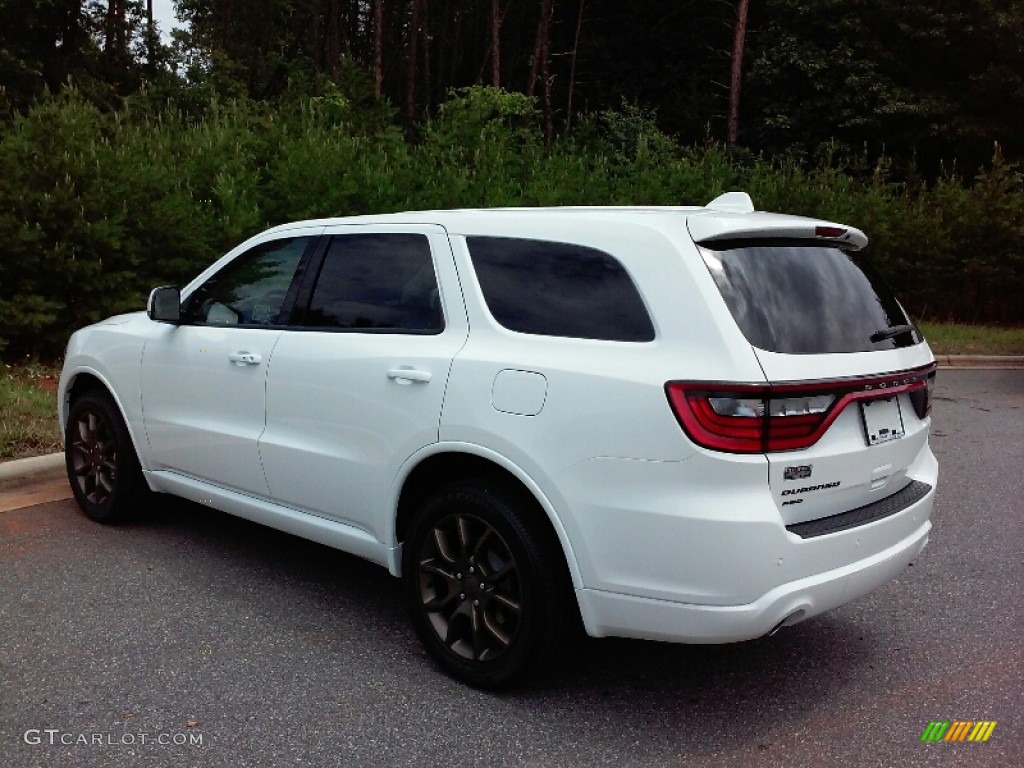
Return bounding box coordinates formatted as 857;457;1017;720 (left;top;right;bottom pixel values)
936;355;1024;369
0;356;1020;486
0;452;64;484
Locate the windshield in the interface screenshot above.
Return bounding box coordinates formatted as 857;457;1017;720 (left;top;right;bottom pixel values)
699;240;921;354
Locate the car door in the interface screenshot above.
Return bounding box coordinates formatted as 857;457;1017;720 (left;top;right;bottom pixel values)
140;230;320;495
259;225;468;542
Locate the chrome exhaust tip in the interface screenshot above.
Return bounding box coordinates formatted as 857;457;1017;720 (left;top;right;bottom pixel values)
768;608;807;636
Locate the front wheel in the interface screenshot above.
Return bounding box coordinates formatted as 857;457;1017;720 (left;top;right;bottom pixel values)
65;391;148;524
403;482;570;688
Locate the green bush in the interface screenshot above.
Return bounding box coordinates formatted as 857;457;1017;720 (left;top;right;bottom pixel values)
1;87;1020;360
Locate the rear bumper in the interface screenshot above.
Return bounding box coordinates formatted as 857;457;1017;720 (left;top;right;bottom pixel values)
577;516;930;643
552;443;937;643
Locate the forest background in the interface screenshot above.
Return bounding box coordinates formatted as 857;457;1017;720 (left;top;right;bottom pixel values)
1;0;1022;359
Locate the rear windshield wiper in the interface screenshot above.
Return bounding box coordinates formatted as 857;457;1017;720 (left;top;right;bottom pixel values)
870;324;917;343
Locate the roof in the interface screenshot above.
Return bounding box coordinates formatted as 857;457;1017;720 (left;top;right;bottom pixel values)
262;192;868;249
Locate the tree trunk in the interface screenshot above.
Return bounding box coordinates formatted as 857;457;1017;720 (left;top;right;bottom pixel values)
727;0;749;147
65;0;82;58
540;0;553;145
115;0;126;58
104;0;116;58
146;0;156;67
407;0;423;133
422;0;432;112
374;0;384;97
491;0;501;87
565;0;584;132
328;0;340;80
525;1;545;99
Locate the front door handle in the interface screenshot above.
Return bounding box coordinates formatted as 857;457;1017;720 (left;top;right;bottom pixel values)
229;352;262;366
387;367;432;383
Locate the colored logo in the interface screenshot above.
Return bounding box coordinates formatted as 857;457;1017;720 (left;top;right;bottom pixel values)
921;721;997;742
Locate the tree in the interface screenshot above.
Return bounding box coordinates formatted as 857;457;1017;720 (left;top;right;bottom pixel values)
727;0;749;147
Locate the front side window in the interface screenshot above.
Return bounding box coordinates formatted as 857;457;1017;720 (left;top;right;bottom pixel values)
466;237;655;342
699;240;921;354
182;237;310;326
299;234;442;333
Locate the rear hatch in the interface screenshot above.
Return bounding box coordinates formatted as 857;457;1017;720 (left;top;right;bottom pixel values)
686;212;936;526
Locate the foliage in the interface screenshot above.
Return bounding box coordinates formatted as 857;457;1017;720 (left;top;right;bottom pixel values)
0;86;1021;360
918;322;1024;356
0;361;61;460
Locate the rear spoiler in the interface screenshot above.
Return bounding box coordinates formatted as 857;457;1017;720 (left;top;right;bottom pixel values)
690;192;868;250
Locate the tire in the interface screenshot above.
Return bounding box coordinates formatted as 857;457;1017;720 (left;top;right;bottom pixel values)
403;481;570;688
65;391;148;524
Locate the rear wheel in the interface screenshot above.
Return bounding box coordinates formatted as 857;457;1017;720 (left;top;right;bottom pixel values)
65;391;148;523
403;481;570;688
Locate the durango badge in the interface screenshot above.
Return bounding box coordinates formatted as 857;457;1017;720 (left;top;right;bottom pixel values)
781;481;841;496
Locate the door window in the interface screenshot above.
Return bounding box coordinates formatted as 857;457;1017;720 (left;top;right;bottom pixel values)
181;237;311;326
299;234;443;333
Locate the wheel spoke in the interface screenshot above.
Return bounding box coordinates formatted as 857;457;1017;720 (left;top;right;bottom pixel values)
456;515;472;558
470;602;486;660
432;527;458;564
489;592;521;614
419;559;458;612
471;526;494;563
481;609;513;648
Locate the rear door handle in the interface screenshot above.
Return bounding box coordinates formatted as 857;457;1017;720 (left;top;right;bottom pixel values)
387;367;432;383
229;352;262;366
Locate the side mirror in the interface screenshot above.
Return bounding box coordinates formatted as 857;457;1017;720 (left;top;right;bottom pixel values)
147;286;181;323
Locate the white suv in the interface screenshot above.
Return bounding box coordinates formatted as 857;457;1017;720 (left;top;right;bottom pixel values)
59;193;937;687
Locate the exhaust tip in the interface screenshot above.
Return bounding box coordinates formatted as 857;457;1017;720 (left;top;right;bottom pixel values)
767;608;807;636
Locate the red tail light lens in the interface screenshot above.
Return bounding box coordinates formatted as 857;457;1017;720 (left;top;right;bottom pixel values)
666;364;937;454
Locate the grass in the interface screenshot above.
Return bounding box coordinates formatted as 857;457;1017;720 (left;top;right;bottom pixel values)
0;362;62;461
0;321;1020;462
918;322;1024;356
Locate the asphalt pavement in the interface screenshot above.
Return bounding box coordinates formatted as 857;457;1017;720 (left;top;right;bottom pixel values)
1;369;1021;767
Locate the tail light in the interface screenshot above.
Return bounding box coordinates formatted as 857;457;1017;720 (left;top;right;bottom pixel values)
666;364;937;454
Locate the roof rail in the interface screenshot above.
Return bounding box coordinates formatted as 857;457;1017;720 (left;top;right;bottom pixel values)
706;191;755;213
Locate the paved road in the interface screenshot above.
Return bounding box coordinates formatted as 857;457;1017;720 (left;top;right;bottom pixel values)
1;370;1021;767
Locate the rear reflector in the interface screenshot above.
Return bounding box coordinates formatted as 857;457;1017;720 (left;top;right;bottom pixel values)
666;364;936;453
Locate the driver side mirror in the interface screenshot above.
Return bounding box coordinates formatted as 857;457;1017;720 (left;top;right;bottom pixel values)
147;286;181;323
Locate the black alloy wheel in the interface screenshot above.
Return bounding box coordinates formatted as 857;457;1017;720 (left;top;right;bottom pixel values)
404;481;570;688
65;391;147;523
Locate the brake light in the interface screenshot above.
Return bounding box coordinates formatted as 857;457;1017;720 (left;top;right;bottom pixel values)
666;364;936;453
815;226;847;238
908;368;936;418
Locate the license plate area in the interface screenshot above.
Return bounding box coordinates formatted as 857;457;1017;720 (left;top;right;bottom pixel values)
860;396;905;446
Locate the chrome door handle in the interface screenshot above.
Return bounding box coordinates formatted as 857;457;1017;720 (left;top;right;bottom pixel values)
387;367;432;383
229;352;262;366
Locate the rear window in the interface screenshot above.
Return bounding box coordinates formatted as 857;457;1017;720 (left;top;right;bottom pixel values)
699;240;920;354
466;236;654;342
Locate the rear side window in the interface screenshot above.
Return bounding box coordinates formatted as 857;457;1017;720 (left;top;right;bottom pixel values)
699;240;920;354
300;234;442;333
466;237;654;342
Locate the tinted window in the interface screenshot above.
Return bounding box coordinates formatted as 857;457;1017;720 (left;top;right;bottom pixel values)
182;237;309;326
467;237;654;341
699;241;920;354
300;234;442;333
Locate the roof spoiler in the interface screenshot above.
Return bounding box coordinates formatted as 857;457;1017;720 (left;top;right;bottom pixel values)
705;191;755;214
